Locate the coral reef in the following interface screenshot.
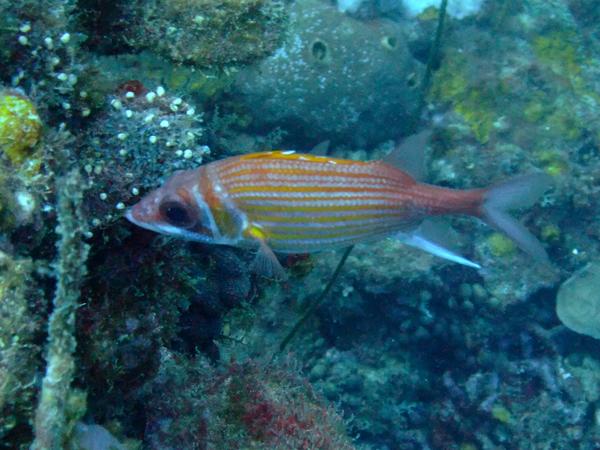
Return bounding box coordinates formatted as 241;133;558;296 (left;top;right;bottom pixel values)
1;0;600;449
75;238;254;406
0;0;94;124
92;51;238;103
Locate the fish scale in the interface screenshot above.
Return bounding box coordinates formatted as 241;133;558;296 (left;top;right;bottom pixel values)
209;152;418;251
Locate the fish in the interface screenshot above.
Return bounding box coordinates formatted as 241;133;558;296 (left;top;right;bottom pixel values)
125;144;552;278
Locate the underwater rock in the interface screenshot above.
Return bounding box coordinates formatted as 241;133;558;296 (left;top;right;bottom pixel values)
556;262;600;339
126;0;287;69
568;0;600;29
234;0;424;147
475;242;557;308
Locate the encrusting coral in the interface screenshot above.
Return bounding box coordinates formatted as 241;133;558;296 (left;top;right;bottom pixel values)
0;252;45;444
32;169;90;450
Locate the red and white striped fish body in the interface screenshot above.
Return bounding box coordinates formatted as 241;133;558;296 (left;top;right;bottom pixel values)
208;152;483;252
126;151;550;277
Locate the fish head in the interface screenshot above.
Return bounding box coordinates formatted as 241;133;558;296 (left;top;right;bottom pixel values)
125;168;216;243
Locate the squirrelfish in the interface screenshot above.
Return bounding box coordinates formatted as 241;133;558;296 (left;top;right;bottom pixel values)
126;147;551;277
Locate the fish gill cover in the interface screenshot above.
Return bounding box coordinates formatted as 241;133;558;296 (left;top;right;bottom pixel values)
0;0;600;449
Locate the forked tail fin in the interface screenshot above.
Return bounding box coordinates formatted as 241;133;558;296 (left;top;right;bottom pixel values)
480;173;553;262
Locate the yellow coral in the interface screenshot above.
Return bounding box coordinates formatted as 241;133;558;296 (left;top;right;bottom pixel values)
541;224;560;243
536;149;568;176
491;404;512;424
0;91;43;165
487;233;516;257
459;444;477;450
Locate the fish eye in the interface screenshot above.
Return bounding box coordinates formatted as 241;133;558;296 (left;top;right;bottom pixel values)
159;200;195;228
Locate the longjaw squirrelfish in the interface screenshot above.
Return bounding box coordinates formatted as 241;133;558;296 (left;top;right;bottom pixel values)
126;142;551;278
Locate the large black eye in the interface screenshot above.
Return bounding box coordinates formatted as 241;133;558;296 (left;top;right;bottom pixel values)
159;201;195;228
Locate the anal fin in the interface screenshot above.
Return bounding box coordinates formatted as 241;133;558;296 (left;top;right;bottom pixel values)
397;220;481;269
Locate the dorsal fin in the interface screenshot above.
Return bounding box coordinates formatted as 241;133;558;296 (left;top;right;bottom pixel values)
382;130;431;180
310;140;330;156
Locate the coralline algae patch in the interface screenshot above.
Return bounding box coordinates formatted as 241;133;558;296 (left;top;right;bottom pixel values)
532;30;586;87
429;50;506;144
0;91;43;166
429;19;600;153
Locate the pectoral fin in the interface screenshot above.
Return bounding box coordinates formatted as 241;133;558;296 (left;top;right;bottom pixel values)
397;220;481;269
244;223;287;280
251;240;288;280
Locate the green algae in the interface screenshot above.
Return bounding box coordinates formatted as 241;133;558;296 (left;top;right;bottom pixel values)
541;224;561;244
430;52;500;143
536;149;569;176
432;28;595;147
523;95;549;123
0;252;45;444
547;109;584;141
491;404;513;424
533;30;583;82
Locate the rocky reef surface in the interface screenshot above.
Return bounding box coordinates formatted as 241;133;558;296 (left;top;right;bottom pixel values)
1;0;600;449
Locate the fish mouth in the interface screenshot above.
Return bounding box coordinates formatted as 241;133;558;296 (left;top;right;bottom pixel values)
124;208;153;231
124;207;168;235
124;208;137;225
